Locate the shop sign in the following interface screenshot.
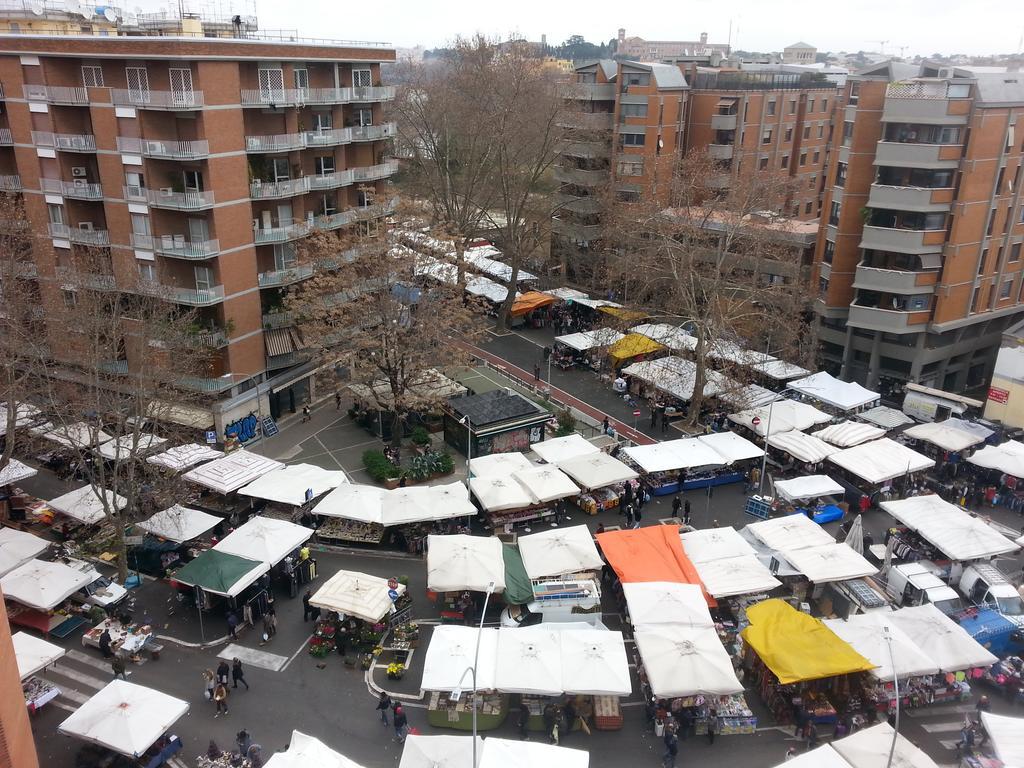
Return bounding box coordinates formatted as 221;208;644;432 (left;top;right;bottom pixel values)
988;387;1010;404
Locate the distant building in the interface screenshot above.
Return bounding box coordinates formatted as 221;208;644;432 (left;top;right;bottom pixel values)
616;28;729;62
783;42;817;64
984;318;1024;427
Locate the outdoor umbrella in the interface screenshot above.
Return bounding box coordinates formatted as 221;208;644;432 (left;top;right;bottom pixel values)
399;734;482;768
844;514;864;556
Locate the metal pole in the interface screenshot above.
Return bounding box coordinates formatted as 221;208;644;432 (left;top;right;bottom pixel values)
464;416;472;490
883;627;900;768
757;399;776;497
195;585;205;642
471;582;496;768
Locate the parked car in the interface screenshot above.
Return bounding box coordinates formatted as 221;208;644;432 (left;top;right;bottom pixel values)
64;558;128;608
959;563;1024;627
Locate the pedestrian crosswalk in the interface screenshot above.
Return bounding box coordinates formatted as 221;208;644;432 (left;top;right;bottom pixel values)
902;701;976;751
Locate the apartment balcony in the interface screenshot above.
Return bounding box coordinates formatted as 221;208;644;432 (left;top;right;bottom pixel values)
125;186;216;210
874;141;962;169
41;177;102;200
116;137;210;160
0;174;22;192
707;144;734;160
262;311;295;329
710;113;738;130
240;88;308;107
254;221;313;244
555;194;602;215
0;128;12;146
853;265;940;294
552;217;601;242
564;83;617;101
848;304;931;333
240;86;395;107
48;222;110;246
250;177;308;199
178;374;247;393
554;165;609;186
132;234;220;260
137;280;225;306
352;160;398;183
98;360;129;374
246;133;305;152
54;265;116;290
860;225;947;254
707;173;731;189
309;171;356;191
193;328;230;348
23;84;89;105
351;123;397;142
867;183;955;212
882;81;968;125
557;112;615;131
266;350;307;370
562;140;610;159
258;263;315;287
32;131;96;152
349;86;396;103
110;89;204;110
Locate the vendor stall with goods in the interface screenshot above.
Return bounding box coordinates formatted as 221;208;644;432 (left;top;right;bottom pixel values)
82;614;159;662
2;558;94;637
131;504;220;577
606;333;667;371
426;533;506;623
552;329;626;371
509;290;557;328
787;372;880;416
13;630;65;713
826;438;934;501
237;462;348;523
470;458;581;532
767;475;847;524
170;549;268;619
0;527;49;578
145;443;222;473
622;433;762;495
554;452;638;515
680;527;782;599
181;449;284;518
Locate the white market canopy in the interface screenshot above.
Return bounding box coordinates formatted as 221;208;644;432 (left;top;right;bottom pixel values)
479;738;590;768
624;357;733;402
422;625;500;692
774;475;845;502
213;516;313;566
58;680;189;758
136;505;221;544
0;527;49;578
494;625;563;696
238;463;349;506
309;569;407;623
556;452;638;490
828;438;934;484
48;484;127;525
812;421;887;448
32;421;114;449
0;402;42;437
717;383;781;410
751;358;810;381
13;630;66;680
95;433;168;461
183;449;284;494
681;526;757;564
747;513;836;552
692;555;782;597
887;603;998;672
543;287;589;302
968;439;1024;477
313;482;475;525
426;534;507;593
697;431;764;462
789;372;879;412
469;452;534;478
512;466;581;504
778;543;877;584
824;614;938;682
146;443;223;472
531;434;599;464
1;558;93;610
831;722;941;768
466;276;514;304
904;420;986;452
981;712;1024;768
470;475;534;512
554;329;625;352
629;323;696;352
774;745;852;768
399;735;482;768
621;582;713;628
879;494;1019;561
767;430;840;464
858;405;914;430
0;458;37;486
264;730;369;768
633;624;744;697
728;400;833;437
517;525;603;580
622;439;725;473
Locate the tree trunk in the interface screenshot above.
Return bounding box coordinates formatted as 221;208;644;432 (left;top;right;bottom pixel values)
390;410;403;451
494;259;520;332
113;514;129;582
455;240;466;287
687;331;707;429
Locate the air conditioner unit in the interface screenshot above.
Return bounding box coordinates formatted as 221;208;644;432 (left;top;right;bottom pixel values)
160;187;174;197
251;178;262;187
73;178;86;187
71;166;87;177
79;221;94;231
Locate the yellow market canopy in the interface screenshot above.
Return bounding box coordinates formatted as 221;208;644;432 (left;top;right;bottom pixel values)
740;599;876;684
608;333;666;369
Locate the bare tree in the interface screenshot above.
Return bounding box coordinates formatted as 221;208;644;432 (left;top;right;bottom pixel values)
288;222;485;449
604;149;810;426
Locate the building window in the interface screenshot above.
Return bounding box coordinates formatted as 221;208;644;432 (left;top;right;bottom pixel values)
781;155;789;169
971;287;983;313
823;239;835;263
352;69;372;88
842;121;854;146
803;125;811;140
849;82;860;105
988;209;997;236
258;67;285;98
809;175;816;189
1011;243;1022;262
273;243;297;270
313;112;333;131
805;201;813;215
624;72;651;87
813;150;820;164
62;289;77;307
293;68;309;91
355;108;373;126
82;65;103;87
126;66;149;97
807;98;815;112
800;152;807;166
818;124;824;138
621;133;645;146
138;261;156;282
783;127;792;142
788;99;797;114
47;203;65;225
836;162;848;187
767;99;776;116
821;99;828;113
829;202;841;226
819;277;829;297
979;248;989;275
762;128;772;144
617;158;645;176
1000;278;1014;300
620;103;648;118
315;156;335;175
758;157;768;170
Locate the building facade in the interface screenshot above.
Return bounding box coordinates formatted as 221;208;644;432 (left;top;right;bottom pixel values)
616;29;729;62
0;31;396;437
983;317;1024;427
0;586;40;768
782;42;817;65
814;62;1024;396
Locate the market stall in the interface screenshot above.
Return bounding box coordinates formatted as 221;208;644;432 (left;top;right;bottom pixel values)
903;419;989;454
517;525;602;581
596;525;712;605
887;603;999;674
728;400;834;437
680;527;782;599
58;680;188;759
2;558;93;635
47;484;127;526
262;730;369;768
465;276;516;310
741;599;876;726
750;359;810;384
629;323;696;353
31;421;114;450
607;333;666;370
0;458;37;487
633;624;743;696
82;615;157;661
622;438;730;494
146;443;222;472
621;582;713;628
776;543;876;584
310;569;410;625
858;406;914;430
0;527;49;578
136;504;219;544
879;495;1019;562
718;384;781;411
214;515;313;566
14;630;66;713
171;549;268;614
426;534;506;593
552;329;625;370
623;356;734;406
980;712;1024;768
94;433;168;461
183;449;284;495
479;738;589;768
812;421;887;449
423;624;506;731
469;474;541;527
510;291;556;328
238;463;348;509
967;439;1024;476
765;430;839;470
399;734;480;768
788;372;880;413
777;723;940;768
827;438;935;490
774;475;845;503
746;512;836;552
531;434;599;465
132;504;218;577
556;452;638;514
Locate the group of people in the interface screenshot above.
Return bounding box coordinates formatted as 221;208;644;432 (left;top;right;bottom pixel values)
658;704;719;768
375;692;410;743
202;658;250;718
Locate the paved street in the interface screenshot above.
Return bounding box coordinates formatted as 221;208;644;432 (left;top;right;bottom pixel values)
15;340;1024;768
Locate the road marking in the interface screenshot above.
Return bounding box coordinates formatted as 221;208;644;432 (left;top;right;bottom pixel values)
280;634;315;672
921;721;966;733
36;679;91;705
904;703;974;719
65;648;117;673
44;664;110;691
938;739;960;750
315;435;346;471
50;701;77;713
218;643;289;672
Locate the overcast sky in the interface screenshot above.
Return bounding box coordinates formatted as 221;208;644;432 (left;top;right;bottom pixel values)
249;0;1023;57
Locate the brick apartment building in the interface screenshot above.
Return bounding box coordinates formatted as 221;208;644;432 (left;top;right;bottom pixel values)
0;586;39;768
0;25;396;437
814;62;1024;395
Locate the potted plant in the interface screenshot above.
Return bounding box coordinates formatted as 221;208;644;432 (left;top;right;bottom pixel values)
410;426;431;454
362;449;402;488
386;662;406;680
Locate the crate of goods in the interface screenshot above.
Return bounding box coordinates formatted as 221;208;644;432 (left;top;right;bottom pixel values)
593;695;623;730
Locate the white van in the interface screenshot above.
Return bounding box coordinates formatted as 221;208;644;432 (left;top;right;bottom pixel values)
959;563;1024;627
885;562;964;617
64;558;128;609
500;578;602;628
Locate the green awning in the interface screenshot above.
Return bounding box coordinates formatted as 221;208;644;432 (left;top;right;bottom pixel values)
501;544;534;606
172;550;268;598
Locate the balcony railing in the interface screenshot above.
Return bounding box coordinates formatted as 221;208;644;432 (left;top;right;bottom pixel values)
308;170;355;190
98;360;129;374
848;304;931;333
351;160;398;183
258;263;315;287
554;165;609;186
557;112;614;130
710;113;738;130
853;264;940;294
350;86;396;102
177;374;248;393
555;194;601;215
867;183;955;212
32;131;97;152
147;235;220;259
144;188;216;210
552;218;601;242
137;280;225;306
562;141;610;159
262;311;295;329
23;84;89;105
266;350;307;369
244;123;397;154
0;174;22;192
564;82;617;101
240;86;395;106
55;265;116;290
240;88;308;106
251;177;310;199
0;128;12;146
193;328;229;348
301;128;351;147
254;221;313;243
246;133;306;152
116;136;210;160
41;177;102;199
314;209;360;231
860;225;946;253
885;81;950;100
874;141;962;168
111;89;204;110
707;144;734;160
48;222;110;246
350;122;397;141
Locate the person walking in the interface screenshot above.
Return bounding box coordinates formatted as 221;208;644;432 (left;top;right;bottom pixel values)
805;721;818;751
261;608;276;645
99;628;113;659
231;658;249;690
662;722;679;768
683;498;691;526
111;655;127;680
375;692;392;725
236;729;252;756
335;391;342;410
517;702;531;740
226;611;238;641
533;363;541;382
393;704;408;743
302;590;314;622
671;496;682;519
622;502;634;529
202;669;215;702
707;708;718;745
302;403;311;423
216;660;230;686
213;683;229;717
661;409;669;434
632;503;642;528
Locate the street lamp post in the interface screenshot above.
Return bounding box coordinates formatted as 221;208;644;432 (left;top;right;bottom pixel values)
757;387;797;497
453;580;496;768
460;414;472;489
882;626;900;768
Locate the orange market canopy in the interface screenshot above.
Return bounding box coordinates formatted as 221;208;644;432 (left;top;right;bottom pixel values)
596;525;714;606
607;333;666;369
510;291;557;317
741;598;876;684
